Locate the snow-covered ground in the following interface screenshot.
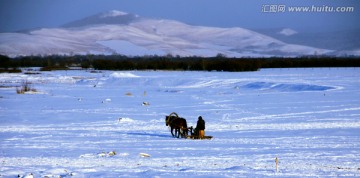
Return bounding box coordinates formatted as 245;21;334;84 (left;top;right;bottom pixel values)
1;68;359;177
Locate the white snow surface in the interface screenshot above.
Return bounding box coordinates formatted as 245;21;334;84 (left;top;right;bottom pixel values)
1;68;360;177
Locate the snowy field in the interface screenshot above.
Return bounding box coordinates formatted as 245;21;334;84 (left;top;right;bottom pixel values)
1;68;360;177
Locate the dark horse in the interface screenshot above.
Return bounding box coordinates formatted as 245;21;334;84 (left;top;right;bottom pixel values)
165;112;188;138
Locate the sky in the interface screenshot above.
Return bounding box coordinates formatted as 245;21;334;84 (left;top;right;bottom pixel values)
0;0;359;33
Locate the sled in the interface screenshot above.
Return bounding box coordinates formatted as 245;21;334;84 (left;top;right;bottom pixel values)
186;135;213;140
186;127;213;140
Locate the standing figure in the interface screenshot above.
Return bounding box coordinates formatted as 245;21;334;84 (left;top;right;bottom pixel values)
194;116;205;139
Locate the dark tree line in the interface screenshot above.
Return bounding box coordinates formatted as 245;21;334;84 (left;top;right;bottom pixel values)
1;54;359;72
260;57;360;68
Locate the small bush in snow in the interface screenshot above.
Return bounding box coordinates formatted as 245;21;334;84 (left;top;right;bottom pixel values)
16;81;36;94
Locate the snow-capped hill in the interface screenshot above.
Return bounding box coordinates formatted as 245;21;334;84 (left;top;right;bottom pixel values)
130;19;330;56
62;10;140;28
0;10;343;57
101;10;130;18
278;28;298;36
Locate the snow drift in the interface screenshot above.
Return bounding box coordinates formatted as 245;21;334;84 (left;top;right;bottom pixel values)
110;72;140;78
242;82;336;92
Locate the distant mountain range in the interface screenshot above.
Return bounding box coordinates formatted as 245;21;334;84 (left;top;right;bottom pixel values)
0;10;358;57
254;28;360;56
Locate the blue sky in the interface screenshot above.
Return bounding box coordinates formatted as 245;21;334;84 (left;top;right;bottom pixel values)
0;0;359;33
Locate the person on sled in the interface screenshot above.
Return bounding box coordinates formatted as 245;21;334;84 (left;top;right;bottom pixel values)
194;116;205;138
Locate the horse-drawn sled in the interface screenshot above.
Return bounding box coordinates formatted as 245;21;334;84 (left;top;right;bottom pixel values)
165;112;213;140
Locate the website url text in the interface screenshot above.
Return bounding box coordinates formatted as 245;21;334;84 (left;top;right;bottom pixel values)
262;5;355;13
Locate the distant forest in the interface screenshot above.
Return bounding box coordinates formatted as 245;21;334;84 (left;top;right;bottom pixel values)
1;54;360;72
